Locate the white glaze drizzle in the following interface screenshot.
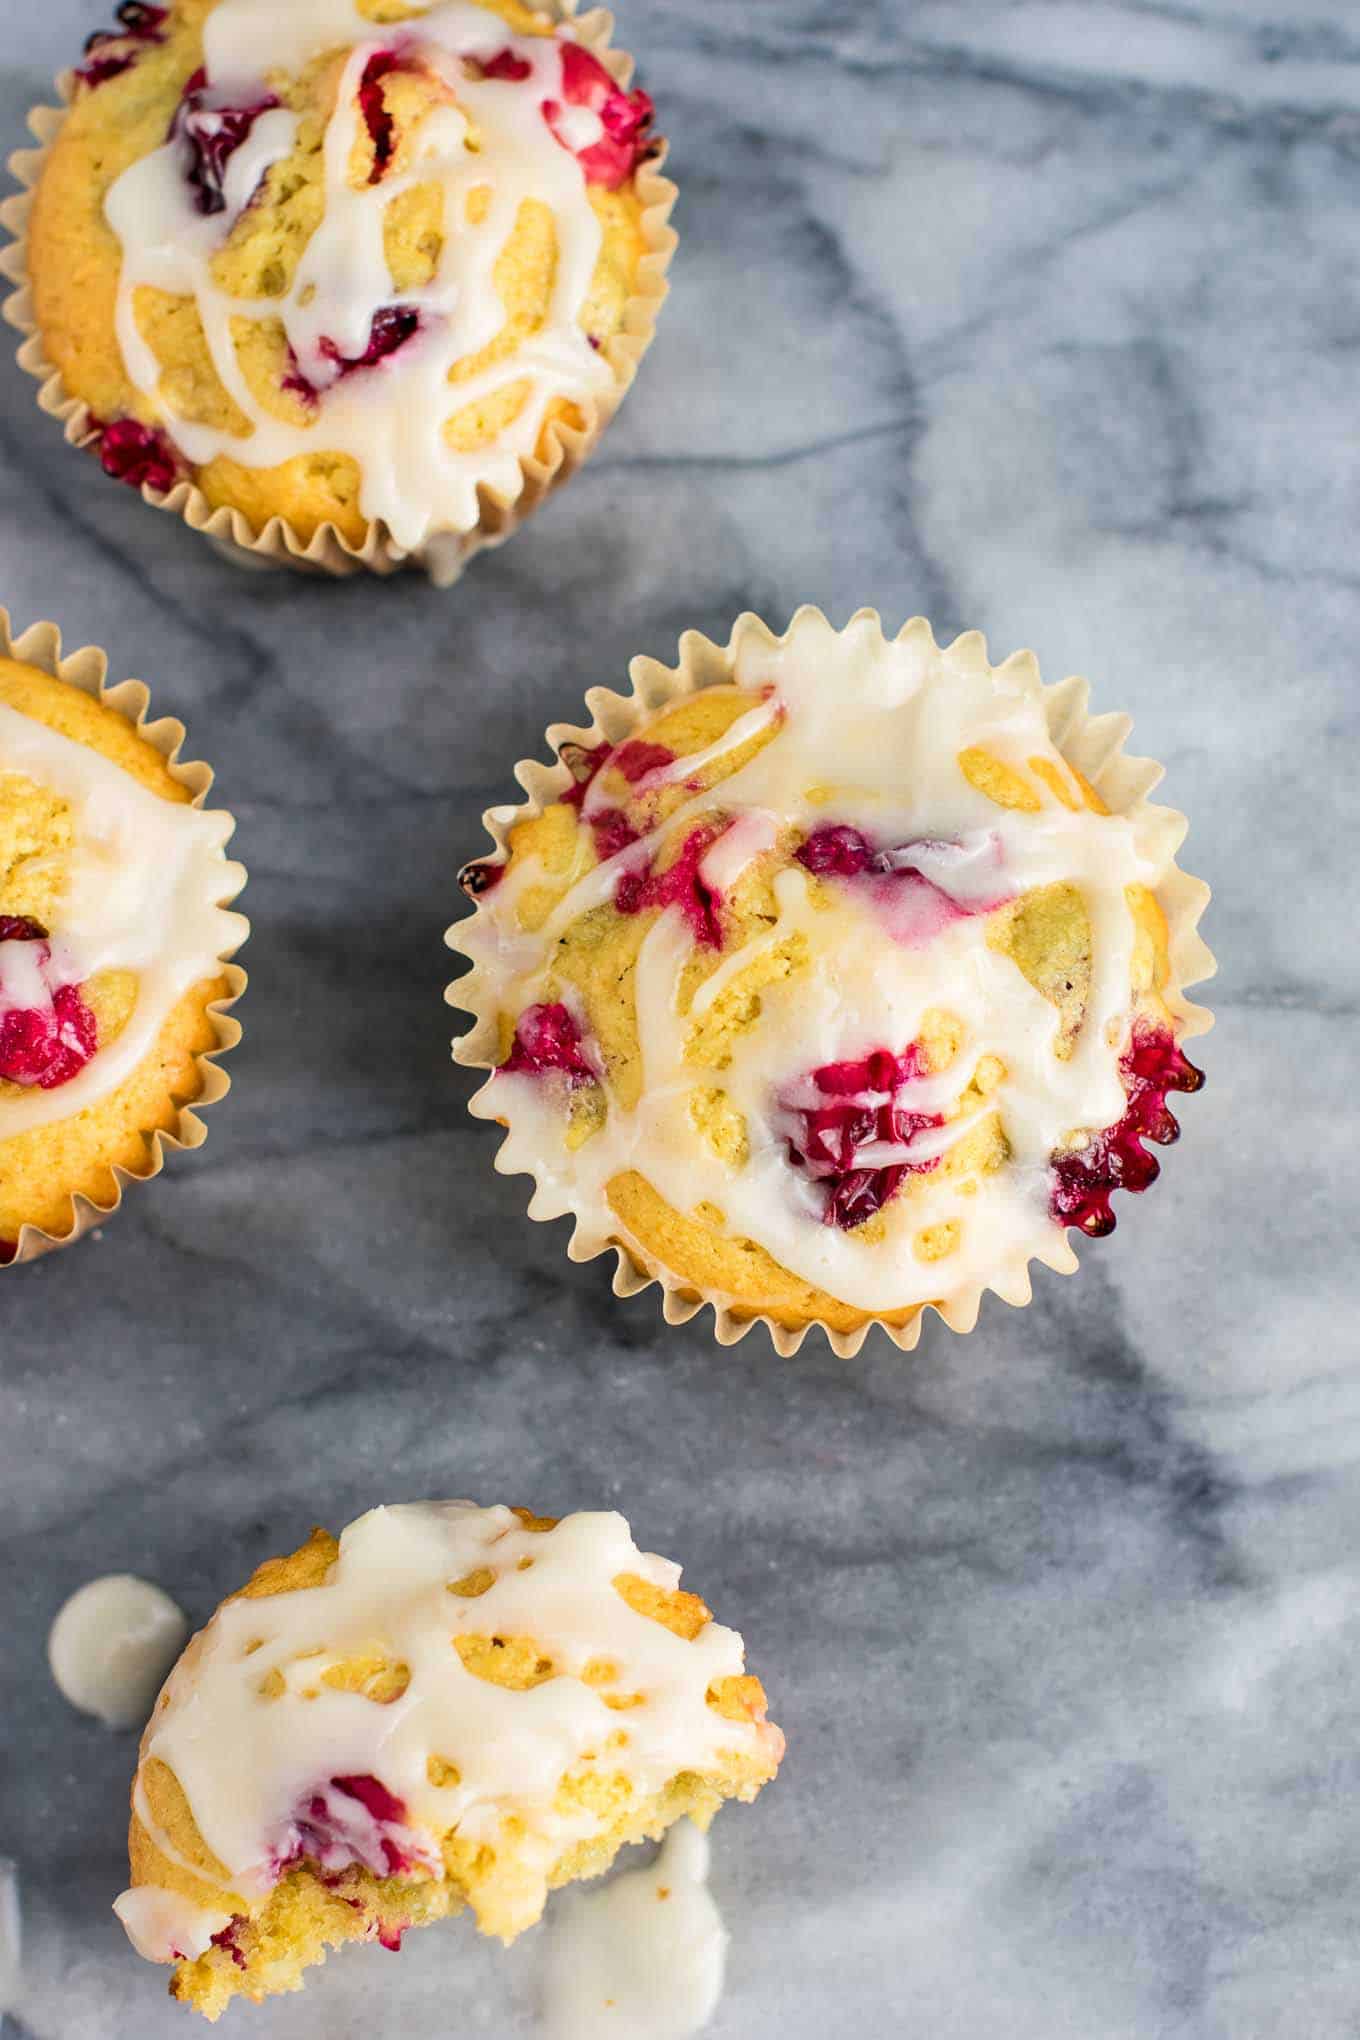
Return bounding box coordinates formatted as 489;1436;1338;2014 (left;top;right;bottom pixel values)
47;1575;190;1731
115;1503;776;1963
464;614;1185;1316
0;702;244;1139
540;1819;728;2040
103;0;617;550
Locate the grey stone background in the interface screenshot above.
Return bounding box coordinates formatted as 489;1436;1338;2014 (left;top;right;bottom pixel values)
3;1;1359;2033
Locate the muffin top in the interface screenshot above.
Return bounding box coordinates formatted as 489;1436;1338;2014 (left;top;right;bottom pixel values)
459;612;1208;1326
40;0;660;548
115;1501;781;1962
0;657;243;1140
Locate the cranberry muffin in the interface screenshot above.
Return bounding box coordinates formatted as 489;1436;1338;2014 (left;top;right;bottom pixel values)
0;622;246;1262
115;1501;782;2020
450;608;1213;1350
17;0;673;574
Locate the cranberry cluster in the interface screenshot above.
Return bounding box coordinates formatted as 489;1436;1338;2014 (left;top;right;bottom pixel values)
500;1002;597;1084
1050;1022;1204;1237
478;38;655;187
781;1043;944;1231
0;918;98;1090
547;42;655;189
91;418;181;494
170;66;281;216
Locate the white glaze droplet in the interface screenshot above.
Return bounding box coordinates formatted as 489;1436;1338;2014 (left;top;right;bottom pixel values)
48;1575;189;1731
540;1821;728;2040
0;1858;20;2015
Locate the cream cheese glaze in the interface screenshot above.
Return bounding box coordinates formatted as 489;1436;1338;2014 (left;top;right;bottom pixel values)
114;1503;776;1962
102;0;619;549
460;611;1204;1320
540;1819;728;2040
0;702;245;1138
47;1574;190;1731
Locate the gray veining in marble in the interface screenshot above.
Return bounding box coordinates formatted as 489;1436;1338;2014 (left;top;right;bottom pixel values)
2;1;1359;2033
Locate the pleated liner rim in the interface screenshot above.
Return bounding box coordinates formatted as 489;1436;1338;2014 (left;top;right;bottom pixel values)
443;606;1217;1359
0;609;249;1269
0;2;678;587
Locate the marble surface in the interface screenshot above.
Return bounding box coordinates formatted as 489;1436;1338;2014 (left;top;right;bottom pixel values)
2;1;1358;2034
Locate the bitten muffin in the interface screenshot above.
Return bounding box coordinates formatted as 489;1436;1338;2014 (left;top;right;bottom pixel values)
451;608;1213;1348
21;0;671;568
0;637;246;1261
114;1502;783;2020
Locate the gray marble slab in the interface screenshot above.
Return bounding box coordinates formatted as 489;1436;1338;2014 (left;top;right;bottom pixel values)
2;0;1359;2033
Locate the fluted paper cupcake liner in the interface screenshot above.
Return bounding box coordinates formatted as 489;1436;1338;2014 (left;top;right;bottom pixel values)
0;610;248;1268
445;606;1215;1358
0;3;677;587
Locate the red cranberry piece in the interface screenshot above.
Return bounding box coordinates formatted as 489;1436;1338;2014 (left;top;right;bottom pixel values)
609;740;674;785
545;41;655;189
0;926;99;1090
500;1002;597;1085
378;1924;406;1952
210;1918;249;1971
76;3;167;89
558;738;676;861
796;826;875;878
285;308;422;401
1050;1022;1204;1237
589;806;640;863
478;48;533;84
0;1241;15;1265
326;305;421;371
275;1776;418;1884
458;858;505;898
332;1774;407;1826
93;418;181;493
781;1043;942;1230
169;67;281;217
559;736;675;810
613;824;726;949
358;51;406;184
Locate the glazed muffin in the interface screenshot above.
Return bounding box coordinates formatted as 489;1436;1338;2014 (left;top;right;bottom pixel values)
114;1501;782;2020
450;608;1213;1351
17;0;673;576
0;623;246;1262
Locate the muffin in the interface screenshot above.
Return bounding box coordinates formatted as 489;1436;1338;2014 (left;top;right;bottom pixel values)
114;1501;783;2020
0;613;246;1263
449;607;1214;1353
8;0;675;580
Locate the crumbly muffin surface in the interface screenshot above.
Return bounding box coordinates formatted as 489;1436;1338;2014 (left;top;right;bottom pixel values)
30;0;659;546
459;612;1207;1334
115;1502;782;2021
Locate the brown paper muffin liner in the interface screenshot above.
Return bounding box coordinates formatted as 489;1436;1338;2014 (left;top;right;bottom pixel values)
445;606;1216;1357
0;609;248;1268
0;3;677;587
